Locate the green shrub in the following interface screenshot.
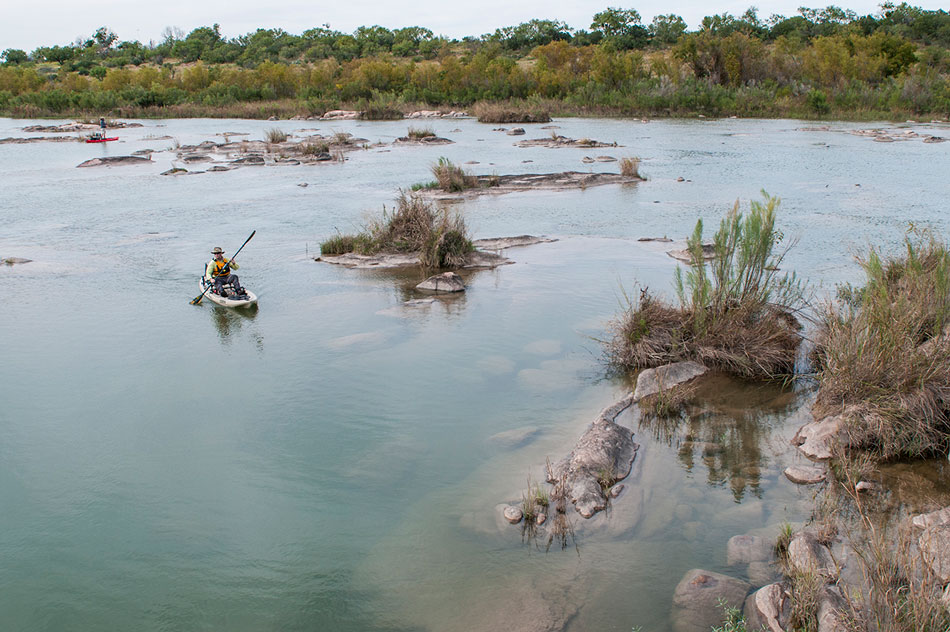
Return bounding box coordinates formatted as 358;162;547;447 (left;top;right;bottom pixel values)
606;193;804;379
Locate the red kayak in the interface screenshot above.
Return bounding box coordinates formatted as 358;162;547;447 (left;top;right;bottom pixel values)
86;137;118;143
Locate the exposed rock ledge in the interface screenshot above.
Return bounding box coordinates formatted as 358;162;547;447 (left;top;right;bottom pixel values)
472;235;557;250
0;136;82;144
316;250;510;270
76;155;152;168
516;135;620;149
420;171;642;199
537;361;707;519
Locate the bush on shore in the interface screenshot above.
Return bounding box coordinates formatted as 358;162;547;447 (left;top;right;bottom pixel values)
473;101;551;123
605;193;804;379
813;231;950;457
319;193;473;268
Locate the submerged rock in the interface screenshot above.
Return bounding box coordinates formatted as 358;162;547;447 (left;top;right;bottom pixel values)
726;534;773;565
417;272;465;292
472;235;557;250
672;569;751;632
784;465;827;485
3;257;32;265
488;426;540;449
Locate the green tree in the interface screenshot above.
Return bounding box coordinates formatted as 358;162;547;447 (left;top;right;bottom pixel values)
649;14;687;45
2;49;28;65
591;7;648;48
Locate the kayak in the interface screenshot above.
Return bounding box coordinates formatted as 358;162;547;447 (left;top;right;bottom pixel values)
198;278;258;308
86;137;118;143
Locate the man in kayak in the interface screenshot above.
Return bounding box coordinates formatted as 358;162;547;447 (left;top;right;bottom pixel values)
206;246;247;298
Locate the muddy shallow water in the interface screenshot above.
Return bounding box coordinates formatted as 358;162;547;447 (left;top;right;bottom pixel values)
1;116;948;631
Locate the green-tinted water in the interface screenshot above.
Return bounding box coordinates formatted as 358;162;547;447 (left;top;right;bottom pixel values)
1;116;948;630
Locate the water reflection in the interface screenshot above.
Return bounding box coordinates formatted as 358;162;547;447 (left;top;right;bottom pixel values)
210;304;262;349
639;374;799;501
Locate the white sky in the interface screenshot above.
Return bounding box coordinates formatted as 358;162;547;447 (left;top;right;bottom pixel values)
3;0;947;52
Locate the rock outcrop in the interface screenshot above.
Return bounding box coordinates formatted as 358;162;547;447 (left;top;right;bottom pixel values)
792;410;852;460
546;418;638;518
416;272;465;293
743;582;789;632
672;569;751;632
76;156;151;168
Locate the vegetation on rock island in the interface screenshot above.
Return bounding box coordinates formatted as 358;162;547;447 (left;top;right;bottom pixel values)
319;192;473;268
1;4;949;119
605;193;805;380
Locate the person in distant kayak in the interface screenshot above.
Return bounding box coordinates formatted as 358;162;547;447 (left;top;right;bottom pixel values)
205;246;246;297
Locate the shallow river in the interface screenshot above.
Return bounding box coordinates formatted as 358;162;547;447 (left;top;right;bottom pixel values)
1;116;948;631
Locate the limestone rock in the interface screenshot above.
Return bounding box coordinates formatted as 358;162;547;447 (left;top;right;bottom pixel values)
76;155;151;168
3;257;32;265
912;506;950;530
160;167;188;176
416;272;465;293
668;243;716;262
472;235;557;250
503;505;523;524
633;361;707;401
784;465;827;485
506;127;526;135
919;523;950;583
547;419;638;518
321;110;360;120
671;569;752;632
787;531;836;577
742;582;789;632
792;411;850;460
817;585;847;632
230;155;265;166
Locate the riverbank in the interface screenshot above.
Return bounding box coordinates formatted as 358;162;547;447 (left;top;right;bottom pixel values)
4;97;948;123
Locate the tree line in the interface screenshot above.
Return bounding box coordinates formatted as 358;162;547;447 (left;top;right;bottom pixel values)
1;3;948;119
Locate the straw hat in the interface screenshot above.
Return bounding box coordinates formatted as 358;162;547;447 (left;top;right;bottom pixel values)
211;247;224;254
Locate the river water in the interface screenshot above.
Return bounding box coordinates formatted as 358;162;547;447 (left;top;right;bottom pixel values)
1;116;948;631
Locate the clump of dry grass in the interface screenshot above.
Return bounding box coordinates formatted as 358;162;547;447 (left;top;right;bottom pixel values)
619;156;641;178
813;231;950;458
430;157;477;192
265;127;288;143
473;101;551;123
605;193;804;380
407;126;436;139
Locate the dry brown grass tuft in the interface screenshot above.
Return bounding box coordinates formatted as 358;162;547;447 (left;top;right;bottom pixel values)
430;157;477;192
619;156;641;178
813;231;950;458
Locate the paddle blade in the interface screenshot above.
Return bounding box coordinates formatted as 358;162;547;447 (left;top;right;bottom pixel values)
190;294;203;305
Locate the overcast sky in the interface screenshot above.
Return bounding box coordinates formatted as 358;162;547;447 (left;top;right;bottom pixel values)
3;0;946;52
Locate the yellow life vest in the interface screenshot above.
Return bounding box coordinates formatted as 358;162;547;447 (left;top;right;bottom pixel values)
211;258;231;277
